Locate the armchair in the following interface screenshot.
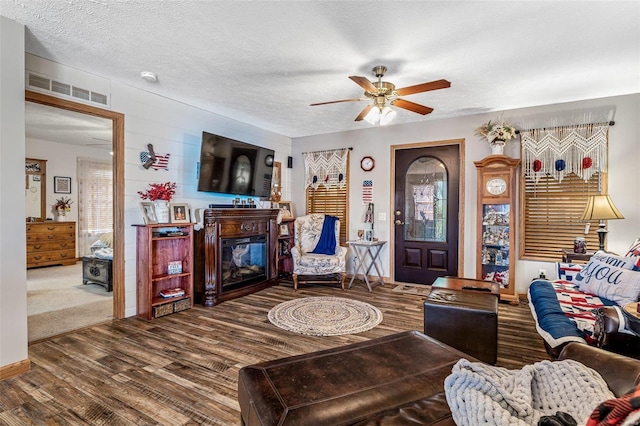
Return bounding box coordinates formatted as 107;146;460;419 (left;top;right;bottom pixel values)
290;214;347;290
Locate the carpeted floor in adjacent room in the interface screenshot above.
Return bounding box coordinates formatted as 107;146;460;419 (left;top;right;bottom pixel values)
27;263;113;341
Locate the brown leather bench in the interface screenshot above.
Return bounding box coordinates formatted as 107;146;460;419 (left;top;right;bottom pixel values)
424;287;498;364
237;331;469;426
237;331;640;426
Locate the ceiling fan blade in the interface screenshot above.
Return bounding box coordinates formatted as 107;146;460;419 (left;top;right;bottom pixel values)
395;79;451;96
349;76;379;94
392;98;434;115
310;98;363;106
355;105;373;121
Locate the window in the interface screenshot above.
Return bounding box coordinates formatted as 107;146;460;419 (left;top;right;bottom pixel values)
305;184;349;245
519;124;609;261
77;158;113;255
303;149;350;245
521;173;602;261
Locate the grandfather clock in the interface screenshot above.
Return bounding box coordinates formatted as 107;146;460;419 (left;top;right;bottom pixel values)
475;155;520;304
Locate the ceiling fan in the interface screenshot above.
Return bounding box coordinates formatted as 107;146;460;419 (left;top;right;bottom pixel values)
310;65;450;124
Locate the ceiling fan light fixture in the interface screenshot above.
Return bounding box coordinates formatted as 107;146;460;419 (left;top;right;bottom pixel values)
379;106;397;125
364;105;396;126
363;106;380;125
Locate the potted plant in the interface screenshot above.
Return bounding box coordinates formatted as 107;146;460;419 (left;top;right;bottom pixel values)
476;119;517;155
53;196;73;220
138;182;176;223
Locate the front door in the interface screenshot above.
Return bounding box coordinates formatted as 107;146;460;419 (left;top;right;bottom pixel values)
394;144;460;284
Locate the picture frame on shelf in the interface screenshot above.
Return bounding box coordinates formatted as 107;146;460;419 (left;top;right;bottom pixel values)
279;224;289;236
170;203;190;223
139;202;157;224
364;229;374;242
54;176;72;194
277;201;294;219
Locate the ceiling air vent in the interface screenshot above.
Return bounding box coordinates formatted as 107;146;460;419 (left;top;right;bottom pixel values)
28;73;50;90
51;80;71;96
72;86;91;101
90;92;108;105
26;71;110;108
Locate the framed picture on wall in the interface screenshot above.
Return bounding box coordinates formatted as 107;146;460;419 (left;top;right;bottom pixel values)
54;176;72;194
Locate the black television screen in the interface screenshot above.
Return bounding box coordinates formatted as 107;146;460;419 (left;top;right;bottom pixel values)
197;131;275;198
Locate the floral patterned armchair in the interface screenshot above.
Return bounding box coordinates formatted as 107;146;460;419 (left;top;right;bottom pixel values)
291;214;347;290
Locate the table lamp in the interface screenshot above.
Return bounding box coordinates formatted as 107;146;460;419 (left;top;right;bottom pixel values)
579;194;624;251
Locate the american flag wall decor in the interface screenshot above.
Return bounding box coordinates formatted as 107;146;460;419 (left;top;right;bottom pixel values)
140;151;171;170
362;180;373;203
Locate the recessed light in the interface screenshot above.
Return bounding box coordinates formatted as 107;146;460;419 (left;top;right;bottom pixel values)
140;71;158;82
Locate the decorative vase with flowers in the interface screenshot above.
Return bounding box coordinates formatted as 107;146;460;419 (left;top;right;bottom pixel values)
476;119;518;155
138;182;176;223
53;196;73;221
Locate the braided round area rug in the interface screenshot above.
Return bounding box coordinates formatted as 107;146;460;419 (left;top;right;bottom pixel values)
267;296;383;336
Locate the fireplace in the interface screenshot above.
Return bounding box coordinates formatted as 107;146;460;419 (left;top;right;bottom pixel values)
193;208;279;306
221;235;267;292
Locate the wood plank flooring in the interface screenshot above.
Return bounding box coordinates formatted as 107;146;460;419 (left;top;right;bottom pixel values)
0;282;549;425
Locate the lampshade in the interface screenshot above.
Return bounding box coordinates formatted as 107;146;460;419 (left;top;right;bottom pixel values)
580;194;624;221
363;106;397;126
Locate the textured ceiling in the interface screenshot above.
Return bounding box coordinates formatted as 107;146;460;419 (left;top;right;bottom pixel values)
4;1;640;138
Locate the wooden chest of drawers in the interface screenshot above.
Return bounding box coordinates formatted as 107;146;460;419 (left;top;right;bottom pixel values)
26;221;77;268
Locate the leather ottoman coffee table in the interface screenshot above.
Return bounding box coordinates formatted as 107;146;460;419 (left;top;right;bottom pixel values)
424;288;499;364
432;276;500;298
238;330;472;426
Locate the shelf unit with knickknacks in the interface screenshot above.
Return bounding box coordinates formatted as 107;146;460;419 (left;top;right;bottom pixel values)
475;155;520;304
277;218;295;278
134;223;194;320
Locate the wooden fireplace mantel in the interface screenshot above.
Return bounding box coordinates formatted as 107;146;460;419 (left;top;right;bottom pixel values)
194;208;279;306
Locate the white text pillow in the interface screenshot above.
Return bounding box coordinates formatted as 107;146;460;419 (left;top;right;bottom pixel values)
591;250;637;270
576;259;640;306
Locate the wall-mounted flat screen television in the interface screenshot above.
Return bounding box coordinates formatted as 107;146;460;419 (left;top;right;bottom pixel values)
197;131;275;198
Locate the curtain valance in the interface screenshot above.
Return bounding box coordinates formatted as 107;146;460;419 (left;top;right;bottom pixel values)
303;148;349;189
521;124;609;182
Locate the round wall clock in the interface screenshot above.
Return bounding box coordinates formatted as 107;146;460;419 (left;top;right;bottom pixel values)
486;177;507;195
360;156;375;172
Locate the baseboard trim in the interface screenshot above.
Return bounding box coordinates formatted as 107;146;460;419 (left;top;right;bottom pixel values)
0;358;30;381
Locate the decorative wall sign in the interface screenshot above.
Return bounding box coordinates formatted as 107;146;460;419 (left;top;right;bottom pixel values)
54;176;72;194
362;180;373;203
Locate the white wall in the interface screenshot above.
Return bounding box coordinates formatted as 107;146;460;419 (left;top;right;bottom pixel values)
291;94;640;295
0;16;28;370
107;81;292;317
26;139;112;220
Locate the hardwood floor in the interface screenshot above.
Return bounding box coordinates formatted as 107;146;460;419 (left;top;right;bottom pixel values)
0;282;549;425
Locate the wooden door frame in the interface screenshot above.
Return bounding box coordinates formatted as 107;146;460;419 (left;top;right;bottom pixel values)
389;139;465;283
26;90;125;319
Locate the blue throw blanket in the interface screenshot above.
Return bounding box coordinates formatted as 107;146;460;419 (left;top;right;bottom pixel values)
312;215;338;255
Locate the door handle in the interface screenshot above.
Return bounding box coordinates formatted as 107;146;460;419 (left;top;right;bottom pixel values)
395;219;404;225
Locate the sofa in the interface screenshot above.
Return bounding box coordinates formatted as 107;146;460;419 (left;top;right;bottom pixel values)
529;241;640;358
238;330;640;426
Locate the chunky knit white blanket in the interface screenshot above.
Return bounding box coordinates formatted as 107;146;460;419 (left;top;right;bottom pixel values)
444;358;614;426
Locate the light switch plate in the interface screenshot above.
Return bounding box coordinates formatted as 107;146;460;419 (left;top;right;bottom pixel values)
378;212;386;221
